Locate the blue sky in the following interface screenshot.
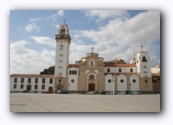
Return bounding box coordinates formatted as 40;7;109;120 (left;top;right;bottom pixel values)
10;10;160;74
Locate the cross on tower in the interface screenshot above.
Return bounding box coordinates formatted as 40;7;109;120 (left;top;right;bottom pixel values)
91;46;94;53
141;45;143;52
133;53;135;59
64;19;66;24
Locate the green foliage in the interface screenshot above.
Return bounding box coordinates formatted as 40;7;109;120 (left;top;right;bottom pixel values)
40;66;55;75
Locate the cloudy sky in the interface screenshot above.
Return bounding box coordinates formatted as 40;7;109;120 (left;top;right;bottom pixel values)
10;10;160;74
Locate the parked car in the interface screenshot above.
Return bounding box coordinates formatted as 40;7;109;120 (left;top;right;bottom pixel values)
57;90;61;94
86;91;94;94
117;91;126;95
61;90;69;94
57;90;68;94
29;90;37;93
133;91;139;95
22;90;29;93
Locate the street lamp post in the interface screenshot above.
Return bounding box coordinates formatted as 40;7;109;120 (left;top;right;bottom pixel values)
113;75;114;95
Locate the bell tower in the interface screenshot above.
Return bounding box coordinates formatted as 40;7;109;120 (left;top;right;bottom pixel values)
136;46;151;77
54;21;71;91
136;46;153;91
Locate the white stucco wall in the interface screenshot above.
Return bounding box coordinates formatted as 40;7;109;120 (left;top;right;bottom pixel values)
68;67;78;91
151;67;160;74
10;77;54;92
68;75;78;91
117;74;127;91
55;41;69;77
130;75;139;91
105;74;114;91
136;52;151;77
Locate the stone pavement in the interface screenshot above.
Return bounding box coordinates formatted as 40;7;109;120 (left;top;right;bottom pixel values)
10;93;160;112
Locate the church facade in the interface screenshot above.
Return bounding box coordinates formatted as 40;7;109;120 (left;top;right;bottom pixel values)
10;22;154;93
54;22;153;93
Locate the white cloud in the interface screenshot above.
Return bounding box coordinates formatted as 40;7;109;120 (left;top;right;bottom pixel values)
55;24;60;29
84;10;129;22
10;40;55;74
29;17;43;22
25;23;40;32
24;10;64;33
57;10;64;16
11;10;160;75
69;10;160;66
69;41;92;63
47;10;64;21
30;36;55;47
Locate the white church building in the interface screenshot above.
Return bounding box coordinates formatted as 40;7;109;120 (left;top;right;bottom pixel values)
10;22;154;93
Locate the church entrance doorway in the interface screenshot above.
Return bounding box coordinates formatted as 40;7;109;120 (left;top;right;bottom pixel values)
88;83;95;91
48;86;53;93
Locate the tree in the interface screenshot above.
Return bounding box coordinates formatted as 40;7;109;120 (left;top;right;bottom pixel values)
40;66;55;74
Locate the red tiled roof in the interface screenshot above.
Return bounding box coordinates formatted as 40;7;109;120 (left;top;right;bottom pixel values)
68;63;136;67
104;64;136;67
10;74;54;78
68;64;80;67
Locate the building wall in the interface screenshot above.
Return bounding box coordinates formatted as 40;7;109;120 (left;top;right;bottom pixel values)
104;67;137;73
152;75;160;93
68;67;78;91
136;52;151;77
139;77;153;91
129;74;139;91
151;66;160;74
117;74;127;91
105;74;114;91
78;56;105;92
10;77;54;92
55;41;69;77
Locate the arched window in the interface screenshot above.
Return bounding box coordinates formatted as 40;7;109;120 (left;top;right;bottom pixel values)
69;70;72;75
107;68;110;73
75;70;77;75
119;68;121;73
130;68;133;72
72;70;75;74
142;56;147;62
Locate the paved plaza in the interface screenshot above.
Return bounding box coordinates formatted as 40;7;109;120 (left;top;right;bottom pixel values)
10;93;160;112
